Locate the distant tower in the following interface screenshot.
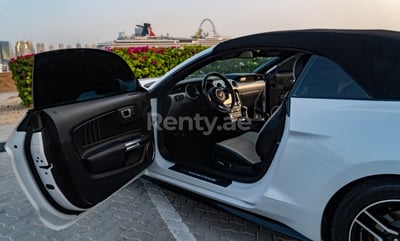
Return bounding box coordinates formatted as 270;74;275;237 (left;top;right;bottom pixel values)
15;41;23;56
48;44;54;50
0;41;12;63
76;43;82;48
27;40;35;54
58;43;64;49
36;43;45;53
15;41;34;56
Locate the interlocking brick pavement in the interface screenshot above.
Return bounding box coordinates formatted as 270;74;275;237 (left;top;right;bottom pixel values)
0;151;298;241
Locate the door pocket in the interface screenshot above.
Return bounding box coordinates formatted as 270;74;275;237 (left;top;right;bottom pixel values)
82;136;149;173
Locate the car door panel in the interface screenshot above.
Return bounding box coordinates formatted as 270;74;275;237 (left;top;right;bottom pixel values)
6;49;155;228
32;92;153;209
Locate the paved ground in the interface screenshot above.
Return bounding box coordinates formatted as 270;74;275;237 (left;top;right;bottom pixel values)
0;149;298;241
0;92;298;241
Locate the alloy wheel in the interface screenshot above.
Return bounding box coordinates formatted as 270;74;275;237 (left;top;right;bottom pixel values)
349;199;400;241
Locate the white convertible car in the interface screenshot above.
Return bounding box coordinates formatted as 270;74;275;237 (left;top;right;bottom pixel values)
6;29;400;241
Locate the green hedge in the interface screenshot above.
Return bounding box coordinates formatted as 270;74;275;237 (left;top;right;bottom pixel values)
8;54;34;107
110;46;208;78
8;46;209;107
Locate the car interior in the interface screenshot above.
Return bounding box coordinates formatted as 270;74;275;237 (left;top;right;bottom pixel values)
157;49;310;185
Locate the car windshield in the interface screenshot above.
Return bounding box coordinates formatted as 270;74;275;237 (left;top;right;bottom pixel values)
186;51;274;79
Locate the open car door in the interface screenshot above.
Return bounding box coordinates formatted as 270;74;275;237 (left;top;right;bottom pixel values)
6;49;155;229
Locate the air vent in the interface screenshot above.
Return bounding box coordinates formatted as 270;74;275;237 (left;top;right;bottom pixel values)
185;84;200;99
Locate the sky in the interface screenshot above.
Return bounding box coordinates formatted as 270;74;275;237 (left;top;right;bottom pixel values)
1;0;400;47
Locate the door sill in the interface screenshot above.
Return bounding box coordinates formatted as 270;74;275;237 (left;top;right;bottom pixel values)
169;165;232;187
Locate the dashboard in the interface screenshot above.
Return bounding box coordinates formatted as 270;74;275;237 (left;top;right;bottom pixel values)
167;74;266;120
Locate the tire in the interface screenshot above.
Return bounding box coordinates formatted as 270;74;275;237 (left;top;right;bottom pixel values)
331;177;400;241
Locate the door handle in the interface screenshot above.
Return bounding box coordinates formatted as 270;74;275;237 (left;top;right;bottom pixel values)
125;140;141;151
120;108;133;119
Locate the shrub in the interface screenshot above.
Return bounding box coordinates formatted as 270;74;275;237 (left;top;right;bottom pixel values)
8;54;34;107
108;45;208;78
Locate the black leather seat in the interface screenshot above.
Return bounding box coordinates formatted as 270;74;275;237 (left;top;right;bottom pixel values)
212;54;309;177
212;104;286;176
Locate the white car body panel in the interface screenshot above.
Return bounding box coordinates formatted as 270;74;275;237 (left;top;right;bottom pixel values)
6;131;79;229
6;130;144;229
271;97;400;239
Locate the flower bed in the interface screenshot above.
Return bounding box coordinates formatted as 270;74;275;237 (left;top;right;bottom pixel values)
109;46;208;78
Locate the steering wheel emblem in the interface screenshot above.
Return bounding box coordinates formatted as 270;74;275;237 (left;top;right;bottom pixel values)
215;89;225;101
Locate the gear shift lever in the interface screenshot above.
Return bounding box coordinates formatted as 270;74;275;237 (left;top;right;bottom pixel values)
241;105;248;118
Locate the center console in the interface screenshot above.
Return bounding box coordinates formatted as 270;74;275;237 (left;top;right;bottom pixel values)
229;90;244;121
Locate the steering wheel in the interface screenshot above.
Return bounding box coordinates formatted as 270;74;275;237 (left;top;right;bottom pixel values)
202;72;236;113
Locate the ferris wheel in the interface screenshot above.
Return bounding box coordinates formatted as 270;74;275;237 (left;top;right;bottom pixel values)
193;18;219;38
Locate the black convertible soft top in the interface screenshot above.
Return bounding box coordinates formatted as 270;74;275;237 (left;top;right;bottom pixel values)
215;29;400;99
